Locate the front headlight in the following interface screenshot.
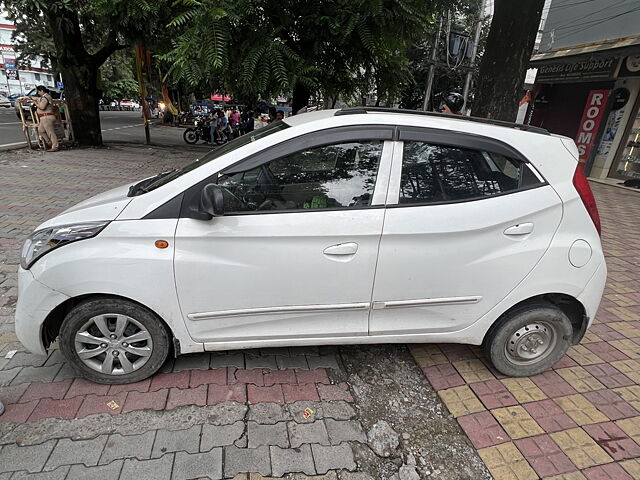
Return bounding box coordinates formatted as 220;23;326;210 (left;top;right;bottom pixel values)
21;221;110;270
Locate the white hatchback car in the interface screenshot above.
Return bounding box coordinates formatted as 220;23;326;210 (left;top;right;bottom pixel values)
16;108;607;384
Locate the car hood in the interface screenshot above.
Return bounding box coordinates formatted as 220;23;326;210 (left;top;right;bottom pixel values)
36;183;134;230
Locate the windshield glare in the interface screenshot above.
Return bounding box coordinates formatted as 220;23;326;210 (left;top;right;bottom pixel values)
142;121;290;193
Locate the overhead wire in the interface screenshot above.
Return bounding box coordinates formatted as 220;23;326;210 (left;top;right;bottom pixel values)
554;5;640;39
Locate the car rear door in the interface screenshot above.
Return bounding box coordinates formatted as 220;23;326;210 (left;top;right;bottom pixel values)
369;126;563;335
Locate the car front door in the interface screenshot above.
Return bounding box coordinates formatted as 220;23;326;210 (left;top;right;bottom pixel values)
174;126;394;345
370;127;563;336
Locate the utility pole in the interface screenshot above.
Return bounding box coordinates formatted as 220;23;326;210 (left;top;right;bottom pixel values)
422;16;444;111
462;0;487;114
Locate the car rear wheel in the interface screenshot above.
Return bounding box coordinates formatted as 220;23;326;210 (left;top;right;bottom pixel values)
59;298;171;384
483;302;573;377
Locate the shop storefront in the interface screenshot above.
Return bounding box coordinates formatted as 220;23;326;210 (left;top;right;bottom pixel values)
529;39;640;182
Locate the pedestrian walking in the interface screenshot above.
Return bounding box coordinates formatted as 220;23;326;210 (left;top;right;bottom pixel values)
30;85;59;152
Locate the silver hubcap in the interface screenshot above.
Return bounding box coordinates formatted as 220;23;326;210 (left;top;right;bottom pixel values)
505;322;556;365
74;314;153;375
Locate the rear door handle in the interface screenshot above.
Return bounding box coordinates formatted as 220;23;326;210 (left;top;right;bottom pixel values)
323;243;358;255
504;223;534;236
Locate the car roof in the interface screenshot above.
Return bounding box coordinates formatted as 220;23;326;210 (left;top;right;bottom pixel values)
283;107;549;136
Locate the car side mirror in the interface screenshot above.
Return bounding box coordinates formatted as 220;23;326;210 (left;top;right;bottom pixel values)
199;183;225;218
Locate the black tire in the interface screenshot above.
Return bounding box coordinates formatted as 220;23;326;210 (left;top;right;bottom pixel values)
183;128;199;144
59;297;171;384
483;302;573;377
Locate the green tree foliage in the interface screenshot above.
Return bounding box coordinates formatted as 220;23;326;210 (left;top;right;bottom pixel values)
4;0;164;145
162;0;467;111
100;50;140;100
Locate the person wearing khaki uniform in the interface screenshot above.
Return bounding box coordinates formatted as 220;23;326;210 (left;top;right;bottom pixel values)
32;85;59;152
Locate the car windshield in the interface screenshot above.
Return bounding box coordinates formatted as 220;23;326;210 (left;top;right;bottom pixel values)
127;121;290;196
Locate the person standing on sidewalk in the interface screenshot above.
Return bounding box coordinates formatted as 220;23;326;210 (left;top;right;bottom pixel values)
32;85;59;152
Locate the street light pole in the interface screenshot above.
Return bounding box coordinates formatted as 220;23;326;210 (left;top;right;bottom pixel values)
462;0;487;114
422;16;444;111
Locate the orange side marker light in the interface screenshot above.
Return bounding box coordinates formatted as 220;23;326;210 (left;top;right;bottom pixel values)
155;240;169;249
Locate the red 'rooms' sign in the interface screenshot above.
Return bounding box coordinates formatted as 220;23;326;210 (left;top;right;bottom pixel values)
575;89;610;162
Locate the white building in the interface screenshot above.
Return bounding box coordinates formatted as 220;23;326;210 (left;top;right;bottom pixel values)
0;17;56;95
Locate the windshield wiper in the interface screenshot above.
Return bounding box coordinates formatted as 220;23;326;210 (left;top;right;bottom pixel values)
128;170;177;197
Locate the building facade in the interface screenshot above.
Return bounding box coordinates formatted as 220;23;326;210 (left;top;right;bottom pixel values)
0;18;55;96
528;0;640;182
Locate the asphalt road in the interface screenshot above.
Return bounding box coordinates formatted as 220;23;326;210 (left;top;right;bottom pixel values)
0;109;196;150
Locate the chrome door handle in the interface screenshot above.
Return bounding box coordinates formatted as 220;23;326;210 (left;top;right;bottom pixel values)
504;223;534;236
323;243;358;255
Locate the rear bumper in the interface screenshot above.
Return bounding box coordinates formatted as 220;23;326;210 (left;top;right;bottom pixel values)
577;259;608;330
15;267;69;356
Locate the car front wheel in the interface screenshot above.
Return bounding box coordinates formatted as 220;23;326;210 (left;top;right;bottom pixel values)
483;302;573;377
59;298;171;384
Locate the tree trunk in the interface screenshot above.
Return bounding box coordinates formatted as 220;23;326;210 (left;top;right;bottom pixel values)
62;66;102;146
473;0;544;121
291;83;310;115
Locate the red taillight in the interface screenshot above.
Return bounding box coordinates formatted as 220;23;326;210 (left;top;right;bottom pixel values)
572;163;601;236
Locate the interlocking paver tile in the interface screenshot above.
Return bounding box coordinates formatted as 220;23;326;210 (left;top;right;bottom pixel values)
28;396;83;422
311;443;356;474
469;379;518;409
0;383;28;403
19;379;72;403
263;369;296;386
0;440;56;473
0;399;38;423
189;368;227;387
609;340;640;359
421;363;465;391
583;463;635;480
620;459;640;479
122;388;168;412
317;383;353;402
554;394;610;425
409;344;448;367
491;406;544;439
452;359;495;383
121;454;174;480
500;377;547;403
65;378;109;398
233;368;265;386
617;416;640;444
270;444;315;477
614;386;640;411
608;323;640;339
611;360;640;384
584;390;639;420
172;449;223;480
295;369;329;385
523;399;578;433
606;306;640;322
100;431;156;464
590;324;626;341
152;425;201;458
208;384;247;404
556;367;606;393
149;371;190;391
514;434;576;478
477;442;538;480
248;385;285;404
531;371;578;398
583;421;640;460
457;411;509;449
282;383;319;402
550;428;613;469
45;436;108;471
543;472;587;480
438;385;485;418
166;385;207;409
77;392;127;418
440;344;477;362
584;363;635;389
566;345;605;365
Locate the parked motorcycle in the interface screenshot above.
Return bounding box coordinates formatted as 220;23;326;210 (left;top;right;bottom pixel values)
183;116;211;144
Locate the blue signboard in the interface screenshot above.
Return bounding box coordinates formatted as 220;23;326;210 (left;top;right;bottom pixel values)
4;59;15;70
57;81;63;89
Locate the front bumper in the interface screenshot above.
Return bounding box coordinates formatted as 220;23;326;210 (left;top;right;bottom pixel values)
15;267;69;355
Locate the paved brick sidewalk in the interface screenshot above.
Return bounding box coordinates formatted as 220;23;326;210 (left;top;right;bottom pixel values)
0;142;488;480
412;182;640;480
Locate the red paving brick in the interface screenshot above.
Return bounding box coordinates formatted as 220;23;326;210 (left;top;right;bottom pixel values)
422;364;466;391
514;434;576;478
122;389;168;412
457;411;509;449
77;392;128;418
65;378;109;399
584;390;639;421
20;379;73;403
295;369;329;385
29;397;83;422
166;385;207;409
317;383;354;402
233;369;265;386
470;379;519;409
263;369;297;386
439;344;476;362
530;371;578;398
149;371;190;391
108;379;151;395
208;384;247;404
247;385;284;404
584;363;635;389
583;422;640;460
585;342;630;362
189;368;227;387
590;324;626;341
583;463;635;480
0;400;38;423
282;384;319;403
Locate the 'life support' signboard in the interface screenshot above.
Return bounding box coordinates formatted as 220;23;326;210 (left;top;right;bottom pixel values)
575;90;611;162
